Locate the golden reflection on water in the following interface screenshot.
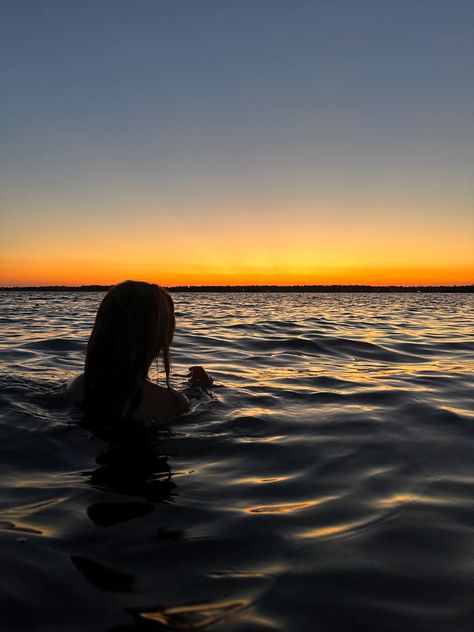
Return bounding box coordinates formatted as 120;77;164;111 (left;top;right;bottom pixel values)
0;496;68;538
238;435;286;443
442;405;474;419
298;518;374;539
234;475;293;485
0;520;43;535
137;598;249;629
377;493;454;507
252;358;474;391
244;496;336;515
236;407;276;417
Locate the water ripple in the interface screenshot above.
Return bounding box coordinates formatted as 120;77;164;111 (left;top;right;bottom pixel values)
0;291;473;631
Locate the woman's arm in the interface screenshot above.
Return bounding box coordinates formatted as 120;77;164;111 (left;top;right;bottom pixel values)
138;381;190;421
140;367;214;422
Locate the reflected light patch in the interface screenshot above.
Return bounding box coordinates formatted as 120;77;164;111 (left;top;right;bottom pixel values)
377;493;455;507
237;435;286;444
234;475;293;485
298;516;380;539
244;496;336;514
0;520;43;535
137;598;249;628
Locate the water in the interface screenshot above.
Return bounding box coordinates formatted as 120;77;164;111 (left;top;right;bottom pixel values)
0;291;473;631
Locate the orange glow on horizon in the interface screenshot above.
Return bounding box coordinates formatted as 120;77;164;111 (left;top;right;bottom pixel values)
1;256;472;287
2;199;473;287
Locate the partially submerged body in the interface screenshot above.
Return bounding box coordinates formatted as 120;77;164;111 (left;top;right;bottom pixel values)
67;373;190;422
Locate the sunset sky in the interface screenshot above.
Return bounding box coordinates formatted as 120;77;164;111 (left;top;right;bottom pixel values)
1;0;473;286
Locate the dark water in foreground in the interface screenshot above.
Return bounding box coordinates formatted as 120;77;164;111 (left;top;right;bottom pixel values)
0;292;473;631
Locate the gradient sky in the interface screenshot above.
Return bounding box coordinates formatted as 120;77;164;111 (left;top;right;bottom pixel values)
1;0;473;286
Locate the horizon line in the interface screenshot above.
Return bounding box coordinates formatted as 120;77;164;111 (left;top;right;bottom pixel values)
1;283;473;293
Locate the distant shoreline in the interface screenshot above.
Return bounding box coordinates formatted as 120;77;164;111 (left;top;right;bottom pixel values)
1;284;473;293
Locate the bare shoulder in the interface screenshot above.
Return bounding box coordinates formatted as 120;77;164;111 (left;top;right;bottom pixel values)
66;374;189;422
136;381;190;421
67;373;84;404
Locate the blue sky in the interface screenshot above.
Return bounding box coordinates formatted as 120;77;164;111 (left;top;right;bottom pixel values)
1;0;473;284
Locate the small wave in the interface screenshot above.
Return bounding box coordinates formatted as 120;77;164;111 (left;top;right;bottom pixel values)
322;336;424;363
298;512;396;540
136;598;250;629
230;333;428;363
24;338;85;352
242;336;332;355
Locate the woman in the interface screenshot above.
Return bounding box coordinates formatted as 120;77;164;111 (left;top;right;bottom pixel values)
67;280;212;423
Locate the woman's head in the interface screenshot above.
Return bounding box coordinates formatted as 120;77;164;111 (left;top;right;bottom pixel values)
84;280;175;420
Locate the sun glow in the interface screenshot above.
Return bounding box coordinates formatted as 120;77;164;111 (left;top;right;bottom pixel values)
1;201;473;286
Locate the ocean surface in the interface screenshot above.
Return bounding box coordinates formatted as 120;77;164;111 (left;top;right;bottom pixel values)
0;291;473;632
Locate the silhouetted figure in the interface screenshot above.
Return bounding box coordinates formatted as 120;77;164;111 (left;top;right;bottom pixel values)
67;280;213;430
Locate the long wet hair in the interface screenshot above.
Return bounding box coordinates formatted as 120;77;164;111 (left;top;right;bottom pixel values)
84;281;175;421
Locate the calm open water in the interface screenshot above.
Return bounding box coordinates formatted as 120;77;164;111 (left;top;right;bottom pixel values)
0;292;473;631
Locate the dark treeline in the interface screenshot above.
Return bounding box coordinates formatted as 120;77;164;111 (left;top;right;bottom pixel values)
1;285;473;293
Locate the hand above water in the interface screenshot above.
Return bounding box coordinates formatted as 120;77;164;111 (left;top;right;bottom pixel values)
187;366;214;388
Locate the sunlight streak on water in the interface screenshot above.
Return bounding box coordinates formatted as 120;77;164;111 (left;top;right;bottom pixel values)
243;497;337;515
